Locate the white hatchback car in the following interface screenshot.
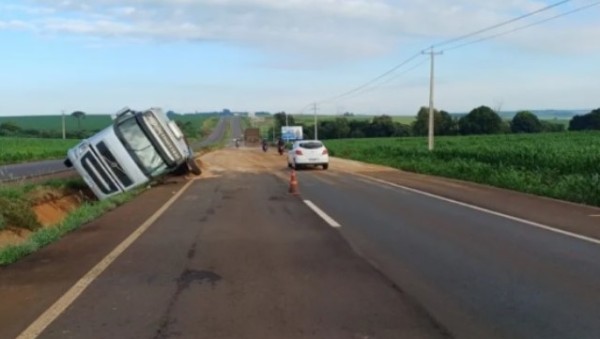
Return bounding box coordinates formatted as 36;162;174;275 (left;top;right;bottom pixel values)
287;140;329;170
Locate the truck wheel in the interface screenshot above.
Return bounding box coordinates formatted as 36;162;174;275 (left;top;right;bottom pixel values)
187;157;202;176
64;158;73;168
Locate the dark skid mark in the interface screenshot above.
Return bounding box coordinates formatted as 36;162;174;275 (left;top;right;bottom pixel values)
177;269;222;291
206;208;215;215
154;269;222;339
269;195;284;201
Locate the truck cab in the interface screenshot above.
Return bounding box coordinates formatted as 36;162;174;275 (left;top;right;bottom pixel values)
65;107;199;200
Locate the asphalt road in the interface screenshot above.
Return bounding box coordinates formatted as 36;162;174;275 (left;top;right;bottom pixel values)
1;148;599;339
0;159;71;182
297;168;600;339
192;117;230;149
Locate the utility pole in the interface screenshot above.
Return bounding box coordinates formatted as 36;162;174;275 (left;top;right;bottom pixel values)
422;47;443;151
313;102;318;140
61;110;66;139
285;112;289;127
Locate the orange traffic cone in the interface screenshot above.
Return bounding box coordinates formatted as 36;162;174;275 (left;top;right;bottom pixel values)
289;170;299;195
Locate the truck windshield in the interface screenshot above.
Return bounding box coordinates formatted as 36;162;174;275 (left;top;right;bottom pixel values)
116;117;167;176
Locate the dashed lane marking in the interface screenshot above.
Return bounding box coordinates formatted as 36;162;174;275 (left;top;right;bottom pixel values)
304;200;341;228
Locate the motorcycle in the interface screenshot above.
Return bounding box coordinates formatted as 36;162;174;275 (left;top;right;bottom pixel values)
277;144;284;155
235;139;240;148
262;142;268;152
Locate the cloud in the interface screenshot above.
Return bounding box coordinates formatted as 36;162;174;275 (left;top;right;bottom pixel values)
0;19;32;30
3;0;599;63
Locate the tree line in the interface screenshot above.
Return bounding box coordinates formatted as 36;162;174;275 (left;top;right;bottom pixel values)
270;106;600;140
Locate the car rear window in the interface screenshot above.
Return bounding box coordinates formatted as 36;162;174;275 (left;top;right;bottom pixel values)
299;142;323;149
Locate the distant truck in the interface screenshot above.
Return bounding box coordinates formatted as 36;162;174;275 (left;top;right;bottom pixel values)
244;128;261;145
64;107;201;200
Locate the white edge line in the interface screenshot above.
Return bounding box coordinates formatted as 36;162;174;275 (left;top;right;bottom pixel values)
352;173;600;246
17;178;197;339
304;200;341;228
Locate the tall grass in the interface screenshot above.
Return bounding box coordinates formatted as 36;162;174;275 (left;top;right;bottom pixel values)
0;188;138;265
325;132;600;206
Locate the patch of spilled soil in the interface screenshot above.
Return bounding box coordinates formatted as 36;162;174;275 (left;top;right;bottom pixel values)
0;186;93;248
32;194;85;227
0;227;32;248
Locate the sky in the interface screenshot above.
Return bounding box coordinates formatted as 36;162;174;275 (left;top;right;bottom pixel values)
0;0;599;116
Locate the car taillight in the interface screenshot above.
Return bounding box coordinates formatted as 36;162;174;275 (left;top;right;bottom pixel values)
322;149;328;155
295;149;303;155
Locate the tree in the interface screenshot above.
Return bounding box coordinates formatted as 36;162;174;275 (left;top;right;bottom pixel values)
273;112;295;131
459;106;502;135
71;111;86;130
0;122;21;134
412;107;457;136
393;123;412;137
369;115;396;137
569;108;600;131
511;111;542;133
541;120;566;133
333;117;350;139
349;120;369;138
317;117;351;139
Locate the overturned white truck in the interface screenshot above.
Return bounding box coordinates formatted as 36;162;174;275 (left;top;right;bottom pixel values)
64;107;200;200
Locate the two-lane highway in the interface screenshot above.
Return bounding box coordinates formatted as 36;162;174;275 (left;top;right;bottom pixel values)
1;147;599;339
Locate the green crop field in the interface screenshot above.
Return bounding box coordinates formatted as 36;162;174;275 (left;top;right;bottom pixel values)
0;115;113;133
325;132;600;206
0;114;218;133
0;137;79;165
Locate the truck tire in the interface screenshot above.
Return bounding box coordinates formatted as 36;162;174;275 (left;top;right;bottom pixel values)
64;158;73;168
187;157;202;176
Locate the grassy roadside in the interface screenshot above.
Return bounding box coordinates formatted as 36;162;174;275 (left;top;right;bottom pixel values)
0;178;140;265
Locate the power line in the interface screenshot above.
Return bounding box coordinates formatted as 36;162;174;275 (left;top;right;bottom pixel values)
317;52;423;104
305;0;579;110
442;1;600;52
340;58;429;100
432;0;571;48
